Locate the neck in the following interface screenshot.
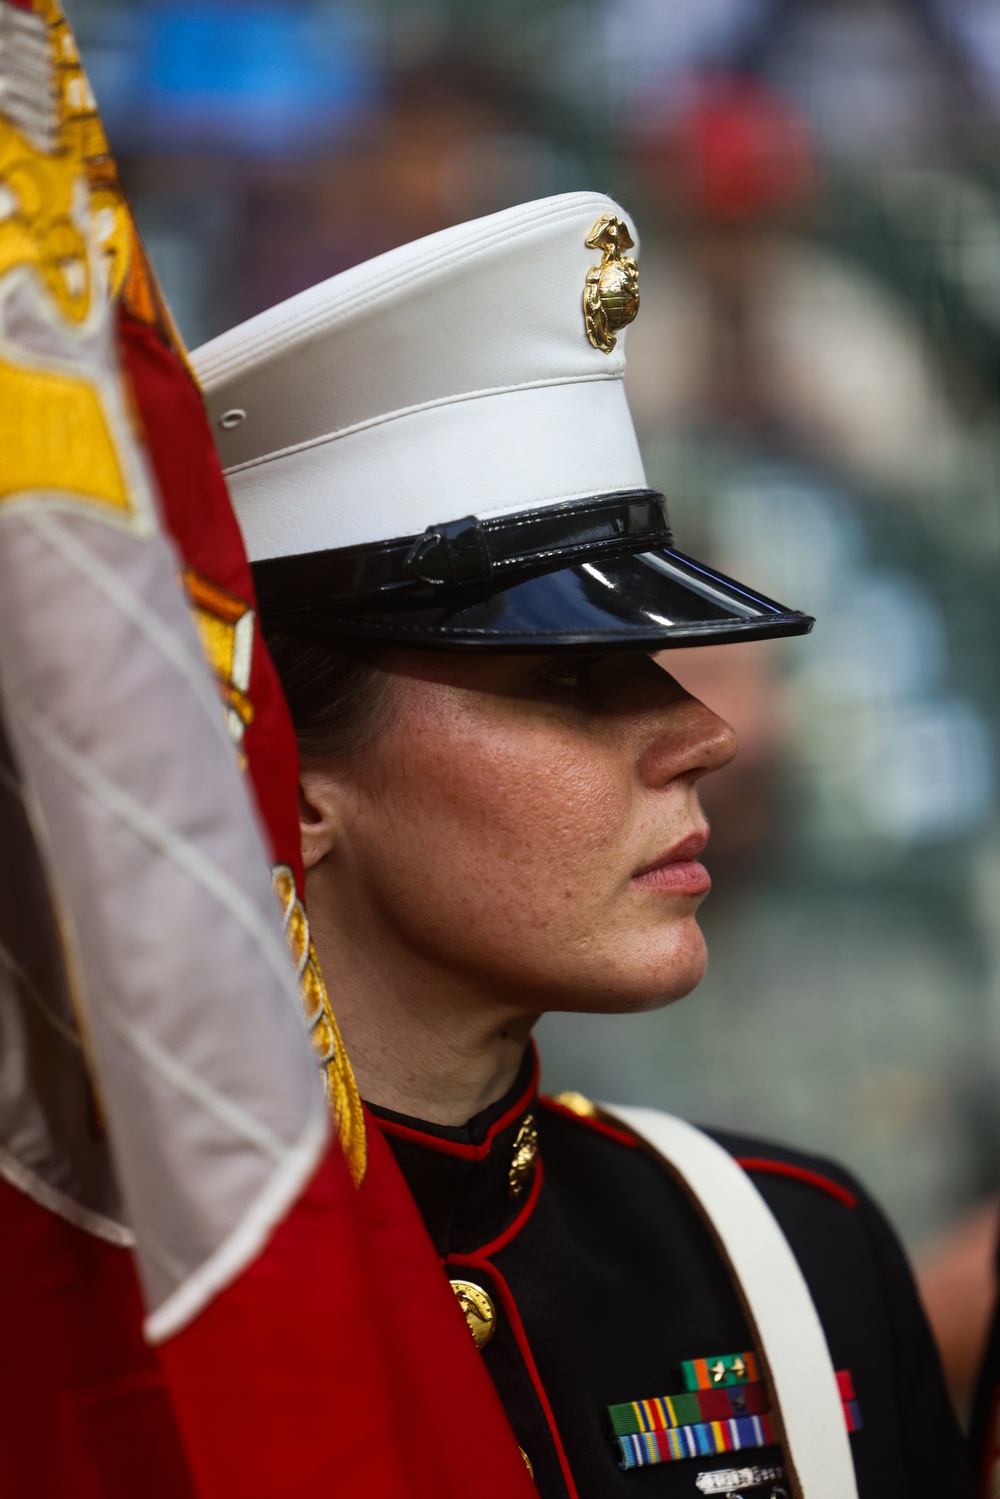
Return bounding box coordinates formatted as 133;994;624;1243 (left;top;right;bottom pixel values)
306;877;537;1127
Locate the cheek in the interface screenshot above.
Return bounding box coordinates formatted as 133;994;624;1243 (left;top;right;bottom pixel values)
346;691;710;1011
361;714;632;938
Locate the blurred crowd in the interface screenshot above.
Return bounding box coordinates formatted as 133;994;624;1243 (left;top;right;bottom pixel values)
66;0;1000;1415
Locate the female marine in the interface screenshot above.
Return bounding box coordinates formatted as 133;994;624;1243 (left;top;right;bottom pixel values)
193;193;969;1499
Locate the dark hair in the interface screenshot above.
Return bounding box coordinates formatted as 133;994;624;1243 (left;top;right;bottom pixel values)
264;631;395;761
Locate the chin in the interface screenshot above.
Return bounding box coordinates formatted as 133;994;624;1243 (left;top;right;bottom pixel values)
548;922;708;1016
628;916;708;1008
614;968;706;1015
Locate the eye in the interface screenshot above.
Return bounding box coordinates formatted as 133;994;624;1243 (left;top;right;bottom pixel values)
537;656;600;693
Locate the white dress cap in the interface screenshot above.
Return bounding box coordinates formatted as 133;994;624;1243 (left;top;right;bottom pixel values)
192;192;647;562
192;194;812;652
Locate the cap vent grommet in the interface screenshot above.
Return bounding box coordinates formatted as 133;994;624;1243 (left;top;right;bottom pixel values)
219;408;246;430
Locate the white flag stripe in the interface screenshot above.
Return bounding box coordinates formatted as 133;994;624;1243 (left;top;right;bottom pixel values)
29;510;234;756
144;1103;329;1343
16;695;301;1011
0;500;326;1320
0;710;127;1233
97;993;297;1165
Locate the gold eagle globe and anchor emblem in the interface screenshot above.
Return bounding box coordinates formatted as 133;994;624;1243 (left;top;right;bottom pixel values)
508;1112;539;1199
583;213;639;353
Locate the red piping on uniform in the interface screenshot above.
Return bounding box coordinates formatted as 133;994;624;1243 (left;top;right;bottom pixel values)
538;1096;640;1150
468;1157;544;1260
538;1099;856;1207
448;1252;581;1499
736;1157;858;1209
375;1047;540;1160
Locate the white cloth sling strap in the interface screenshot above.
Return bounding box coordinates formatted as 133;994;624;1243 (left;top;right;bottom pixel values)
601;1105;859;1499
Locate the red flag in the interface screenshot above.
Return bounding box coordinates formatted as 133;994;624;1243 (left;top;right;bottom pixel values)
0;4;534;1496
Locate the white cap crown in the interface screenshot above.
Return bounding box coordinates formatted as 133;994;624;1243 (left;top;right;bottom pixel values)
192;192;647;562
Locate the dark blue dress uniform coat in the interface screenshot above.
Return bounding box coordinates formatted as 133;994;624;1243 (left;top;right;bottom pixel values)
369;1050;971;1499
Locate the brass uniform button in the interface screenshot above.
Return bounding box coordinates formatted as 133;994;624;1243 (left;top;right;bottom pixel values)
508;1113;538;1198
450;1279;496;1349
553;1090;597;1118
519;1447;534;1479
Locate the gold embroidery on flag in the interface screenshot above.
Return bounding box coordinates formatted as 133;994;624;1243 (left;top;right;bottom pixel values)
271;865;366;1186
0;362;131;510
181;568;256;751
0;131;92;324
33;0;185;351
0;0;159;531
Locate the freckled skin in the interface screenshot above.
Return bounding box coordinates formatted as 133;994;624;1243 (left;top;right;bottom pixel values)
301;650;737;1123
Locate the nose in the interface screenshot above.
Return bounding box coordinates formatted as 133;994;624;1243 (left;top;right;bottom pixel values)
635;691;739;791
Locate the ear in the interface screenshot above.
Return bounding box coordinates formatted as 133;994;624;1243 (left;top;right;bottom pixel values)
298;764;349;871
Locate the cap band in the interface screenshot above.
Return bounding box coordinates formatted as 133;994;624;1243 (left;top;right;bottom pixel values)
254;489;670;625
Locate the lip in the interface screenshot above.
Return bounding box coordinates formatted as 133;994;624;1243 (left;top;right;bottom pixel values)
631;830;711;896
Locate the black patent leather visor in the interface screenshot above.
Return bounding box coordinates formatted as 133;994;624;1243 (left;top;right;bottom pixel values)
253;490;813;651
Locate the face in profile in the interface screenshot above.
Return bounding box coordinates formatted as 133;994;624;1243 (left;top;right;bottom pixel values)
301;649;738;1021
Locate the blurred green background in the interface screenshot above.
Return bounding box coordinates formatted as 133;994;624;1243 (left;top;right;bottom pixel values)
66;0;1000;1398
